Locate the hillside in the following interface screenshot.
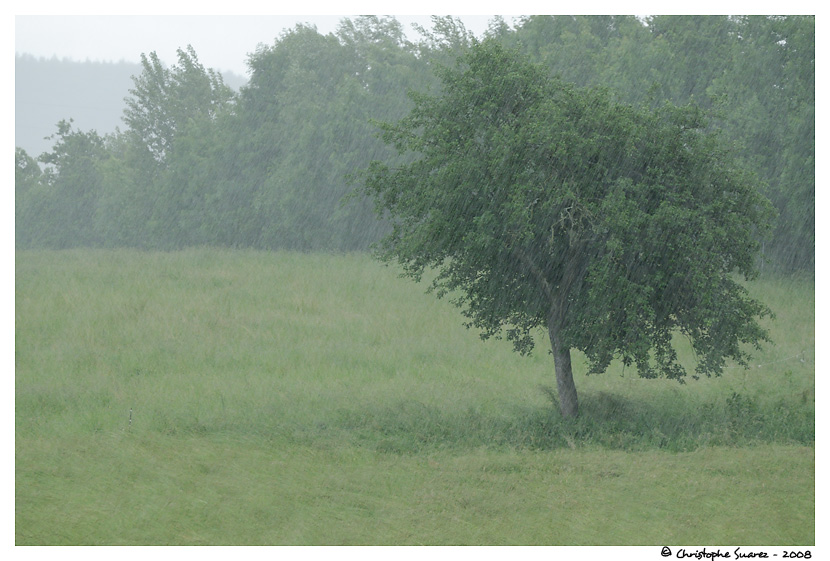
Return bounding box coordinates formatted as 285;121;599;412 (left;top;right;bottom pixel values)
15;53;247;157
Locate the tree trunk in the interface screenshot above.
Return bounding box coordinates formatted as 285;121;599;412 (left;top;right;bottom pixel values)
549;324;578;418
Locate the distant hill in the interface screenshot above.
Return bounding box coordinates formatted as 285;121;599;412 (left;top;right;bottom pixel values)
15;54;248;157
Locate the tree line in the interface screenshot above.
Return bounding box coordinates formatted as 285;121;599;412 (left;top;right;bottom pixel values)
15;15;814;272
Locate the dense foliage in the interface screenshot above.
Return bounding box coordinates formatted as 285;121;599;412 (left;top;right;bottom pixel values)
15;15;813;272
361;40;776;416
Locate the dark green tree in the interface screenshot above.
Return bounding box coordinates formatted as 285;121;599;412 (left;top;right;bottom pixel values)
360;41;776;418
502;16;813;273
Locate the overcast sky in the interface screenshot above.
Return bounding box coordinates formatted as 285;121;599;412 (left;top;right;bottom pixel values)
14;9;507;77
16;2;806;77
16;1;810;75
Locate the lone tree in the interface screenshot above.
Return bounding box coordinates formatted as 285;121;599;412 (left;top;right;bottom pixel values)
360;41;776;418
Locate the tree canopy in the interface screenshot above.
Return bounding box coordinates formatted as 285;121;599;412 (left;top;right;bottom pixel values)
15;16;813;273
360;40;776;417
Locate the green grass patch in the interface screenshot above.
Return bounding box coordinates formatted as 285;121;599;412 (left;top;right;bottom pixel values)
15;249;814;544
16;433;813;545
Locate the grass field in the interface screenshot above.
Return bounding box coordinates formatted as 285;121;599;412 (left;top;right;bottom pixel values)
15;249;814;545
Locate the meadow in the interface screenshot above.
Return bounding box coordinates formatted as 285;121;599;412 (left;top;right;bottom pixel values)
15;249;814;545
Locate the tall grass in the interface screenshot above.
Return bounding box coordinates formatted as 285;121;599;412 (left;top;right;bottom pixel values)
15;249;814;544
15;249;813;451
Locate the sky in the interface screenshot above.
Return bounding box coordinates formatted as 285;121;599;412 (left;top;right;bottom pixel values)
13;1;547;79
14;13;503;78
14;1;820;77
14;2;817;77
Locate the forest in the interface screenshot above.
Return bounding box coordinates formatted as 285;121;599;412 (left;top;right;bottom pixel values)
14;15;815;273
